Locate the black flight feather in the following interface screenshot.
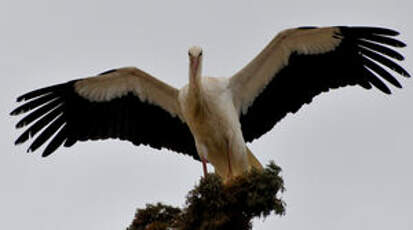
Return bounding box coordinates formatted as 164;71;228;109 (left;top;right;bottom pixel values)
240;26;409;142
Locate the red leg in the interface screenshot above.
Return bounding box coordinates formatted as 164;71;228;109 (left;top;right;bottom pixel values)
202;157;208;177
227;148;233;179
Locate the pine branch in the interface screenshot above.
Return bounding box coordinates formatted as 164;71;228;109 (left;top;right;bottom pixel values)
127;161;285;230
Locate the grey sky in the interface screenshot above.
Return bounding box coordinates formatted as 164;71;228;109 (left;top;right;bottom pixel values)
1;0;412;229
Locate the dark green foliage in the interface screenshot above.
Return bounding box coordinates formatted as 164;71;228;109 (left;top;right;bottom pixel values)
127;203;181;230
127;162;285;230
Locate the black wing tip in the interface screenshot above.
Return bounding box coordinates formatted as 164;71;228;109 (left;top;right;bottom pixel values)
26;147;46;155
340;26;401;36
403;71;411;78
15;139;24;146
359;46;410;79
16;134;63;157
391;54;404;61
357;40;406;61
10;109;19;116
396;55;405;61
16;92;34;102
388;39;407;48
396;68;410;78
13;81;73;104
16;89;45;102
374;79;393;95
382;88;392;95
364;27;400;36
16;96;25;103
41;151;53;157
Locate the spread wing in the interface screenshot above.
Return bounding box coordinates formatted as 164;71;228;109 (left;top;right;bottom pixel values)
229;26;409;142
11;67;198;160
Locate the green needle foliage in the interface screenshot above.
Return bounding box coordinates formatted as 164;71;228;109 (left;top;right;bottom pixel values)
127;203;181;230
127;161;285;230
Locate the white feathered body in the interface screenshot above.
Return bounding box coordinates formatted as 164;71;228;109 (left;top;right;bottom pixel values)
179;77;248;178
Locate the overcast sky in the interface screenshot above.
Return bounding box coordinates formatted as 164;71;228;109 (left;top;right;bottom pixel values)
1;0;412;229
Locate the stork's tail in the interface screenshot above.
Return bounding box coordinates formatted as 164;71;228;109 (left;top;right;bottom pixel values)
246;146;263;171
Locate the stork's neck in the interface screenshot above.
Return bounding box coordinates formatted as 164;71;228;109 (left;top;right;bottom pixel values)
187;56;210;120
189;55;203;97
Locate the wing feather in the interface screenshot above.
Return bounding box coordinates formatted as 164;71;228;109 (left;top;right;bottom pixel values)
16;83;66;102
357;34;406;47
42;124;68;157
359;47;409;76
15;104;64;144
15;98;62;128
28;115;65;153
11;67;198;160
362;57;402;88
229;26;409;142
11;93;58;115
357;40;404;60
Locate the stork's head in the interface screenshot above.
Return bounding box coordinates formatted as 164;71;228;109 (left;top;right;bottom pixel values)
188;46;203;83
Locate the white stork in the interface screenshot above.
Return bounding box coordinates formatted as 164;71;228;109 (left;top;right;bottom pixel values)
11;26;409;182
